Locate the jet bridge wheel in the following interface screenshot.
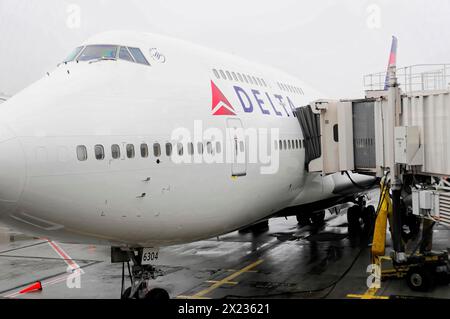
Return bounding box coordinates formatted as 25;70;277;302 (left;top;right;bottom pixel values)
406;266;435;292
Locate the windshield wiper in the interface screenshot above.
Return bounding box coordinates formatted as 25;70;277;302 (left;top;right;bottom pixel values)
89;57;117;64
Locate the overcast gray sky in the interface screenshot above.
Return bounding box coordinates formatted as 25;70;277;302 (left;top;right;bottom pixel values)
1;0;449;98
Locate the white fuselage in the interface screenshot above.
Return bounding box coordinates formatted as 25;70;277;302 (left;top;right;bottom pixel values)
0;31;360;248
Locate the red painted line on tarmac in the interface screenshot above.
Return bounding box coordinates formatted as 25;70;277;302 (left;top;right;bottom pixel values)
3;240;85;299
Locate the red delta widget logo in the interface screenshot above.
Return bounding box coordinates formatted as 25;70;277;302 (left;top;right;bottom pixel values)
211;80;298;118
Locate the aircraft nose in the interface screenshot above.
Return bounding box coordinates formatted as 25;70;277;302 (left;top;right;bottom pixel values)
0;124;26;213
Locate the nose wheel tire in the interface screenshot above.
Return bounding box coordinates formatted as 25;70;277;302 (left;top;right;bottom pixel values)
121;287;135;299
144;288;170;300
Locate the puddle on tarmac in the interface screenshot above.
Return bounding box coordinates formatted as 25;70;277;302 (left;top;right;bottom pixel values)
306;232;348;242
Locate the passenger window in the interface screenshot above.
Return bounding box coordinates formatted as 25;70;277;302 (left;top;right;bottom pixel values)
119;47;134;62
76;145;88;161
247;75;254;84
215;142;221;154
197;142;204;154
295;140;299;149
165;143;172;156
283;140;287;150
95;144;105;160
219;70;226;79
231;72;238;81
177;143;183;156
111;144;121;159
213;69;220;79
140;143;148;158
226;71;232;80
206;142;212;154
237;73;243;82
126;144;135;158
243;74;249;83
153;143;161;157
288;140;291;149
261;79;267;87
279;140;283;150
256;78;263;86
252;76;258;85
128;47;150;65
188;142;194;155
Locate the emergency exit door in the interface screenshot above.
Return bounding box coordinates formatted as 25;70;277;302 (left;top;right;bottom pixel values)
226;118;246;177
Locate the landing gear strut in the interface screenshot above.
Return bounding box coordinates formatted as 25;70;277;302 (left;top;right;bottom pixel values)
115;248;169;300
296;210;326;227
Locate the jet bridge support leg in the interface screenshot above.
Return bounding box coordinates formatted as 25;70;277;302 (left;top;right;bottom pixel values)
391;178;406;261
370;181;450;292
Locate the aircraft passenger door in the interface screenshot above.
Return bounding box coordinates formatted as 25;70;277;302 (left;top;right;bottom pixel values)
226;118;247;177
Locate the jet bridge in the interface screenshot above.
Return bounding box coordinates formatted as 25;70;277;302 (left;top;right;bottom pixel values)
297;64;450;176
296;63;450;291
296;64;450;227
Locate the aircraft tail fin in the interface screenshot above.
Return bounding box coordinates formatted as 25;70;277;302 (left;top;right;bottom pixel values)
384;36;398;90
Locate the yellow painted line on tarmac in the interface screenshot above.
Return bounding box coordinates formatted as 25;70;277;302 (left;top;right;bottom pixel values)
206;280;238;285
177;259;264;299
347;287;389;299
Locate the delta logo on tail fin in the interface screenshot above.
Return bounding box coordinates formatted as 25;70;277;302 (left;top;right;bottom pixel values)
384;36;398;90
211;81;236;116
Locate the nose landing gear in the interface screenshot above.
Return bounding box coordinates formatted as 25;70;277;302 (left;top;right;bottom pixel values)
112;247;169;300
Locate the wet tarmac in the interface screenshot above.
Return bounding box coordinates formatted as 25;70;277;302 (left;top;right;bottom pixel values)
0;204;449;299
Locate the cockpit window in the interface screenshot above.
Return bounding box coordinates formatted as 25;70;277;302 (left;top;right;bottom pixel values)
64;44;151;66
64;46;84;62
77;45;118;61
128;47;150;65
119;47;134;62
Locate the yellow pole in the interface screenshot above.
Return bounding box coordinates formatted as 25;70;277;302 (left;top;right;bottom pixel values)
371;181;392;263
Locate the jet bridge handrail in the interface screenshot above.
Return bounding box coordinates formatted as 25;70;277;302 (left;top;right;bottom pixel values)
364;64;450;93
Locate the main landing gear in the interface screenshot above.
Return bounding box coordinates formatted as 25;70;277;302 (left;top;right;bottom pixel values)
296;210;326;227
346;196;376;232
112;247;169;300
